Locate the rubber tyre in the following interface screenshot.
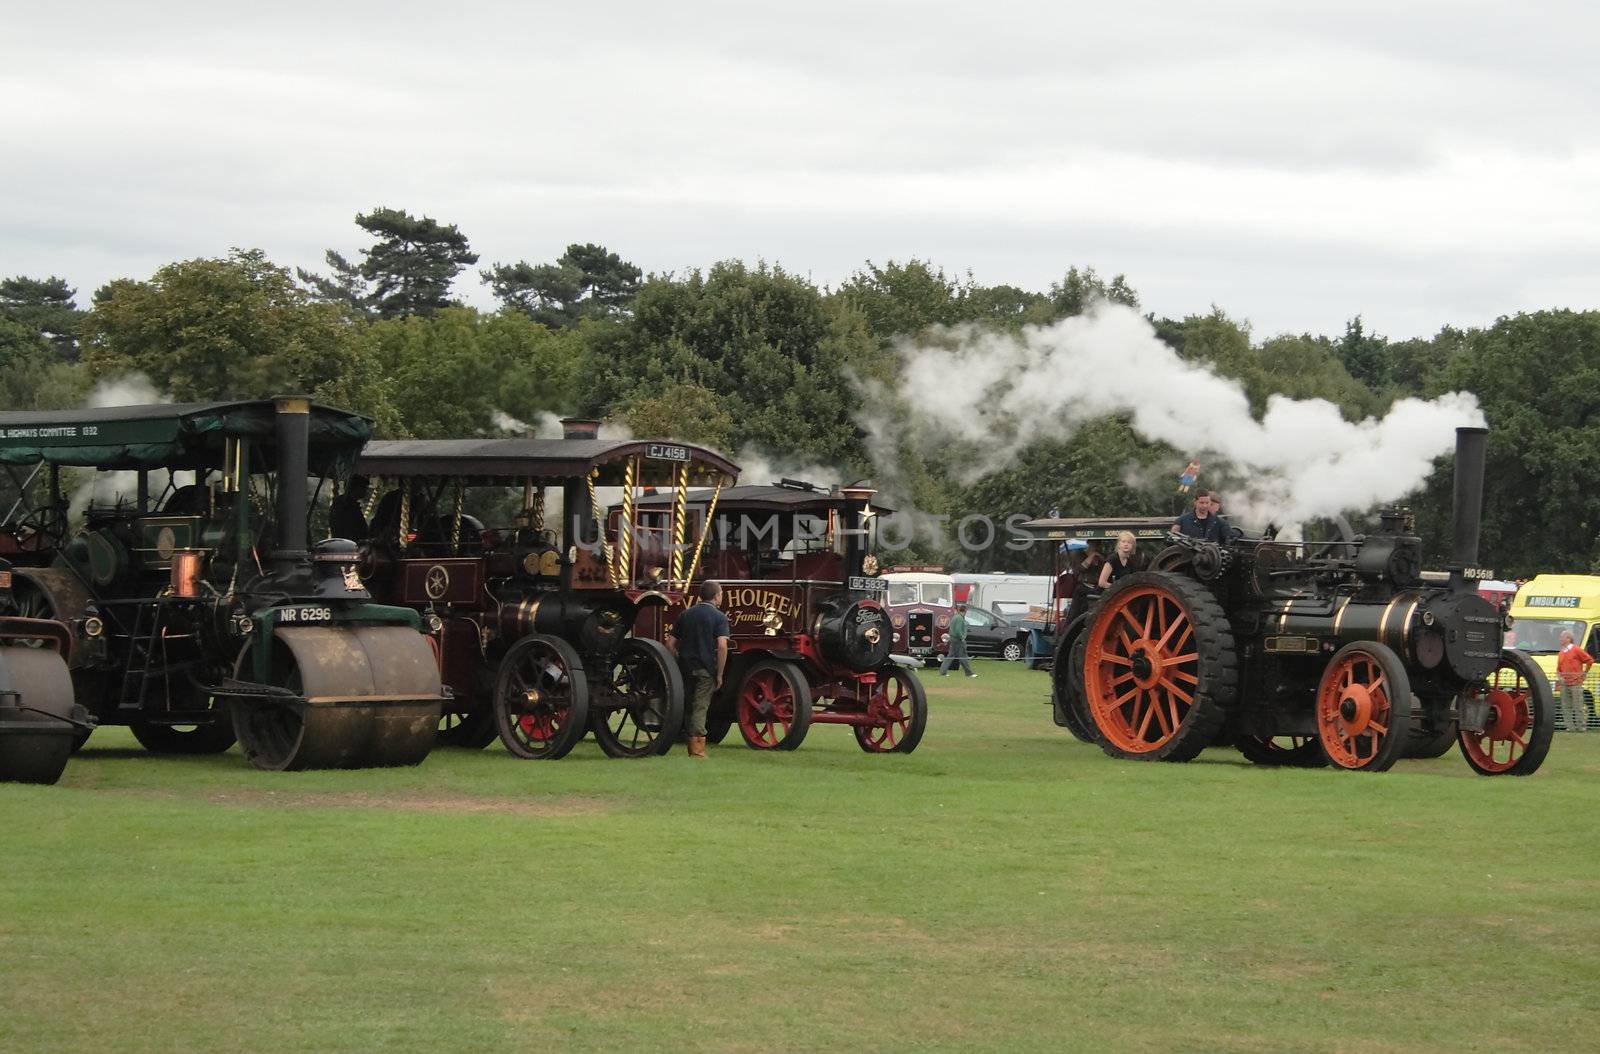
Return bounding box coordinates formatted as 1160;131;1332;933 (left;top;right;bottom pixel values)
592;637;684;759
1049;625;1096;743
705;710;733;745
1315;641;1410;773
1405;724;1458;759
494;635;590;761
737;660;813;751
853;665;928;754
1459;649;1556;776
1080;571;1236;763
1000;640;1024;662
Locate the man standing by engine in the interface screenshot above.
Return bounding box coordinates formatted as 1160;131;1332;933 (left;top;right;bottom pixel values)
668;580;731;757
1172;489;1221;542
1557;629;1593;732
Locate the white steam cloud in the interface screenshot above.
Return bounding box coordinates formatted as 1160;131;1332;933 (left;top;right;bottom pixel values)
863;303;1483;528
87;373;171;409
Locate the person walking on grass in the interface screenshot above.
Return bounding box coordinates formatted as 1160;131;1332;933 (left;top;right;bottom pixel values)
667;580;730;757
940;602;977;678
1557;629;1593;733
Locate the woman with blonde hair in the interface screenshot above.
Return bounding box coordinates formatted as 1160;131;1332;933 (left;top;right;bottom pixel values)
1098;530;1144;589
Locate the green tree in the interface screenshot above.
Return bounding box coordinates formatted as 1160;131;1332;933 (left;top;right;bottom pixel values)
483;243;643;328
81;249;363;403
1336;316;1390;389
359;308;584;438
1414;309;1600;576
1048;266;1140;318
0;276;84;360
302;207;478;319
618;383;734;449
595;261;871;466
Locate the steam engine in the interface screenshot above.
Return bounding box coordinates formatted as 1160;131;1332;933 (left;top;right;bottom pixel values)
1054;427;1555;775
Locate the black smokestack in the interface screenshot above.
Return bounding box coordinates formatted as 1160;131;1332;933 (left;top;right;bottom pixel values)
1451;426;1487;569
561;418;600;441
274;396;311;572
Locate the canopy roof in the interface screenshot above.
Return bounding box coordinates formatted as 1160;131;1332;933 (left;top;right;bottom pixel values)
633;483;892;515
0;399;372;473
357;437;738;486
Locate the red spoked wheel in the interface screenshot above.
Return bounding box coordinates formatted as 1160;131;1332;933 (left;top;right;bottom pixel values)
1459;650;1555;776
494;635;590;761
1081;572;1235;762
1235;735;1327;768
1315;641;1409;772
737;660;813;751
854;666;928;754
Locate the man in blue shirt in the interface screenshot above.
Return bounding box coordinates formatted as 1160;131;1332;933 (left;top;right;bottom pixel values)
1172;490;1222;542
668;580;731;758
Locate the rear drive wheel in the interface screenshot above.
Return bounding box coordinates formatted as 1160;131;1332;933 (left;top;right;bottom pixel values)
494;635;589;761
737;660;813;751
1236;735;1327;768
592;638;683;758
1080;572;1236;762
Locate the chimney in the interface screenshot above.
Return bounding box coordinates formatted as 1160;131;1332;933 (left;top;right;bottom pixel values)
1451;425;1488;578
561;417;600;441
273;396;311;573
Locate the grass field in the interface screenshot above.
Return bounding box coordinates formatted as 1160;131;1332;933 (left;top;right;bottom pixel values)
5;661;1600;1053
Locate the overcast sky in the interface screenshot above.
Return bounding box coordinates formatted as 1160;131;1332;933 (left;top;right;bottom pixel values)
3;2;1596;339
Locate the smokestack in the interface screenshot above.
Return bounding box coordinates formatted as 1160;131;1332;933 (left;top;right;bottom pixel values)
274;396;311;572
561;418;600;441
1451;426;1487;569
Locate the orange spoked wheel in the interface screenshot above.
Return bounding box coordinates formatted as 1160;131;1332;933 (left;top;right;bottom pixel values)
1315;641;1409;772
1081;572;1235;762
1459;650;1555;776
1235;734;1328;767
494;635;590;760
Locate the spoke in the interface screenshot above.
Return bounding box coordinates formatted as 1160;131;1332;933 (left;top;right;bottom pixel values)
1142;601;1154;639
1120;607;1144;634
1112;686;1139;710
1169;668;1198;685
1102;653;1134;667
1158;676;1193;705
1149;692;1171;737
1160;652;1198;667
1135;694;1156;739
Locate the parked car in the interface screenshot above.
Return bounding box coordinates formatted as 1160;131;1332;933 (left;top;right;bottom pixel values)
962;608;1030;662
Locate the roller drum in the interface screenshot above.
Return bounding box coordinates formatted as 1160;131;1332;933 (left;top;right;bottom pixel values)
231;625;442;771
0;647;82;785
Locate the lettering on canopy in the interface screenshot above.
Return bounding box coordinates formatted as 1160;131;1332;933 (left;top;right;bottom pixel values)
3;425;99;439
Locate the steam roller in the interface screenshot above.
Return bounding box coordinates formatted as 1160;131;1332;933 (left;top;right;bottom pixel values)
0;631;92;785
231;625;442;771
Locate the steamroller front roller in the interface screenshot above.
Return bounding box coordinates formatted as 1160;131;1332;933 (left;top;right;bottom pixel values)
0;646;89;785
231;625;443;772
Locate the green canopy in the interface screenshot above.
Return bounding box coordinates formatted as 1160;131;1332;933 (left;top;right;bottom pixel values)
0;399;372;475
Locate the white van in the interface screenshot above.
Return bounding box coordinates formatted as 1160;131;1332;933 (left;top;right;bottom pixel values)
953;572;1054;618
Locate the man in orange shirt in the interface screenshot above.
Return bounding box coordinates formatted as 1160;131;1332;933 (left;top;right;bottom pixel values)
1557;629;1593;733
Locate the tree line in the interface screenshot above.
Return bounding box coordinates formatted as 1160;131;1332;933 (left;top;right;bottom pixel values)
2;206;1595;577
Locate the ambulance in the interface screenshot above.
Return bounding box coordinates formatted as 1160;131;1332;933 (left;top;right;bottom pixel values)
1508;575;1600;730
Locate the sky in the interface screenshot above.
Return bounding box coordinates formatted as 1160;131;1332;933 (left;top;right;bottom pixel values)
3;1;1597;340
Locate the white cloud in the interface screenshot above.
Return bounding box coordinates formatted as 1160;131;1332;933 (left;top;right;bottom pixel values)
2;1;1598;338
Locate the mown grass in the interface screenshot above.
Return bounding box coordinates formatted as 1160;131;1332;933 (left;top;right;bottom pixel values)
4;661;1600;1053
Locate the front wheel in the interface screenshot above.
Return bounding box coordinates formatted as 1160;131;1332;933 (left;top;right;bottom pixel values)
1315;641;1409;772
1458;650;1556;776
1235;735;1327;768
493;635;590;761
854;666;928;753
737;661;813;751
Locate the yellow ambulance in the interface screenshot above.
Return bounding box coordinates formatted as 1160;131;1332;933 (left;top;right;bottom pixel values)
1508;575;1600;730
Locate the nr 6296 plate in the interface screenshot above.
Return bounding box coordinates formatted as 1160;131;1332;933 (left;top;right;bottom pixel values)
277;605;333;625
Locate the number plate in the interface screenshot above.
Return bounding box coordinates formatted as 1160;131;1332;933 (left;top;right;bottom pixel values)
646;443;689;462
278;605;333;624
848;576;886;593
910;646;931;655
